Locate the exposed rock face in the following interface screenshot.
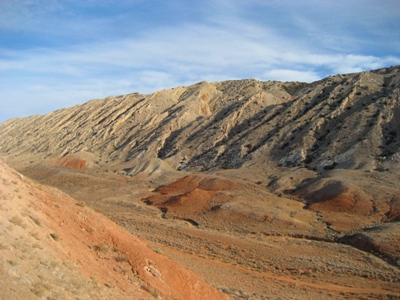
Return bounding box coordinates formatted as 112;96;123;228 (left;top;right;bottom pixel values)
1;67;399;173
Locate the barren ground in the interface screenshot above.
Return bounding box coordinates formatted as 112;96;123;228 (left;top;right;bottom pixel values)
7;158;399;300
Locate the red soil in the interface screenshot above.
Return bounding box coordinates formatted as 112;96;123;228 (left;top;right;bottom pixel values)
54;156;89;170
0;159;227;299
145;175;244;215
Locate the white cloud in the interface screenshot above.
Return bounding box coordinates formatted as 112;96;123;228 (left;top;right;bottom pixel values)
0;1;399;122
262;69;320;83
2;21;398;78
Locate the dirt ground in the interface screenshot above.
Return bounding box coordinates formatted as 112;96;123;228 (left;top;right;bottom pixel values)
0;158;227;300
9;158;399;300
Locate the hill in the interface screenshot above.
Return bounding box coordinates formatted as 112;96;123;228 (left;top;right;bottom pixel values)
0;157;226;299
1;66;400;299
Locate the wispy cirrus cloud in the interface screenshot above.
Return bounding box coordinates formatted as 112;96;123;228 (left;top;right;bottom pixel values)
0;0;399;122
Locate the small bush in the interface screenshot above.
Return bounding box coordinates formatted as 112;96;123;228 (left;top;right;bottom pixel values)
114;256;127;263
9;215;25;228
29;215;41;226
7;260;17;266
50;233;60;241
31;282;51;297
93;244;109;253
323;162;338;170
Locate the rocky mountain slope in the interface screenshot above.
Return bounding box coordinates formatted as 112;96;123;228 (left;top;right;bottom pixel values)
1;66;399;172
1;66;400;299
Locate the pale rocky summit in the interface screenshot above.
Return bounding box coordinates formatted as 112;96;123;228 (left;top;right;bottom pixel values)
1;67;400;173
1;66;400;299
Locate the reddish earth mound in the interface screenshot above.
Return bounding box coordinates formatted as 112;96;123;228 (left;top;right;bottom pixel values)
296;179;377;232
51;152;97;170
298;179;373;215
308;190;372;215
385;196;400;221
155;175;242;194
145;175;244;215
143;174;323;235
54;156;89;169
341;222;400;266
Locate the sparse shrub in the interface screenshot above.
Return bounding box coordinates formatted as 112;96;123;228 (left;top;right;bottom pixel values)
323;162;338;170
280;142;289;150
311;144;319;151
386;139;394;146
9;215;25;228
12;239;30;253
304;156;313;164
114;256;127;263
32;243;43;250
31;282;51;297
76;201;85;207
93;244;109;253
30;215;41;226
7;260;17;266
141;284;159;298
30;231;40;240
50;233;60;241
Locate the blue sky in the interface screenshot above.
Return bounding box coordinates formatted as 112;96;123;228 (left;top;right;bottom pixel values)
1;0;399;122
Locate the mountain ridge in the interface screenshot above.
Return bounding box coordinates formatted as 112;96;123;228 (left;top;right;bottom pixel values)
1;67;399;172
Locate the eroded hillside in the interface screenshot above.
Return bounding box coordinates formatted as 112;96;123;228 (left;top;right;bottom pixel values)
1;67;399;172
0;158;227;299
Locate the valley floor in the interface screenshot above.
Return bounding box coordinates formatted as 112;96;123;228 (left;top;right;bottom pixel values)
14;160;400;300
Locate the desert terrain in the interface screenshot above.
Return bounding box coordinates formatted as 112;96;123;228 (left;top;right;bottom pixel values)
1;66;400;299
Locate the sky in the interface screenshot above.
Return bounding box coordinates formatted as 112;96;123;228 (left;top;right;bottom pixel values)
1;0;400;122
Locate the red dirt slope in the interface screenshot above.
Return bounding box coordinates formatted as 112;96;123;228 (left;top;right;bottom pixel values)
0;158;227;299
